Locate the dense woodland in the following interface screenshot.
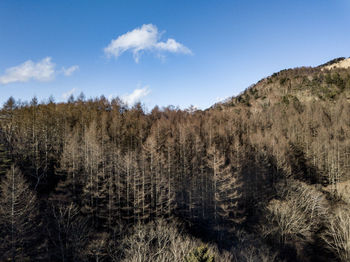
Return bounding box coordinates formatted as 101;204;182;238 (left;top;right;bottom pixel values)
0;59;350;261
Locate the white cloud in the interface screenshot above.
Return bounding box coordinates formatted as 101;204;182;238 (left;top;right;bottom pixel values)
0;57;55;84
104;24;192;63
62;88;77;100
62;65;79;76
155;38;191;53
0;57;79;85
121;86;150;105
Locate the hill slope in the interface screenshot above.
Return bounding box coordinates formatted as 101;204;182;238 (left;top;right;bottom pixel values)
214;57;350;111
211;57;350;185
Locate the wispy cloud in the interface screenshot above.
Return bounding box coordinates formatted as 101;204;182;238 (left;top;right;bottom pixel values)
104;24;192;63
61;65;79;76
120;85;150;105
0;57;79;85
0;57;55;84
62;88;77;100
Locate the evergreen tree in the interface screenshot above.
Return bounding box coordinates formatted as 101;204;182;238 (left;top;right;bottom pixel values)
185;245;215;262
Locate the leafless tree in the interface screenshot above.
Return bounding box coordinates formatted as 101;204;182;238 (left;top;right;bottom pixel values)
48;202;89;261
0;165;41;261
322;207;350;262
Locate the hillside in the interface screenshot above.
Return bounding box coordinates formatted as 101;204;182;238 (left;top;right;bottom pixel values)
0;58;349;261
214;57;350;110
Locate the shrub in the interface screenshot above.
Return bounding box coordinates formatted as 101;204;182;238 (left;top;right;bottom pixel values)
185;245;215;262
279;77;288;85
282;96;290;105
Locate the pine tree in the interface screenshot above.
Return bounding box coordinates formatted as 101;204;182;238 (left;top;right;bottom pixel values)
0;142;11;177
207;145;244;238
0;166;42;261
53;131;83;204
80;122;102;227
185;245;215;262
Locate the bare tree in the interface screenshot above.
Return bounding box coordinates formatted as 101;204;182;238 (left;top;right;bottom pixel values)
48;202;89;262
322;207;350;262
0;165;41;261
119;219;197;262
262;180;327;253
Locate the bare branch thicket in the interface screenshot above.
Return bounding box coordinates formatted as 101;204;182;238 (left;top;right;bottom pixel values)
231;229;280;262
322;207;350;262
262;180;328;247
48;202;90;261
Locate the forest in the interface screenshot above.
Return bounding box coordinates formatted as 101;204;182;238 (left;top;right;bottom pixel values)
0;60;350;261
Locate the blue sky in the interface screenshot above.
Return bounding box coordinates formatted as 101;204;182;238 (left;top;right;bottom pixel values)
1;0;350;109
